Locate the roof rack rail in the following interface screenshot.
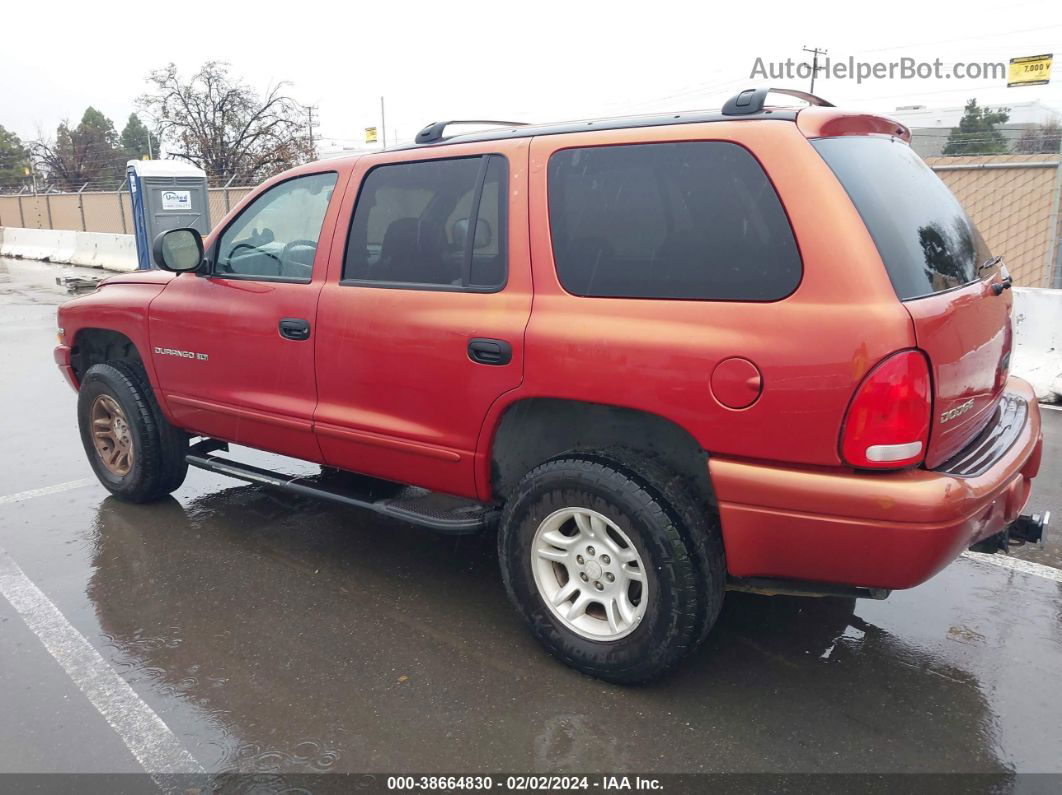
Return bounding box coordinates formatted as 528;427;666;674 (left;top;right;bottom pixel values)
415;119;532;145
721;87;834;116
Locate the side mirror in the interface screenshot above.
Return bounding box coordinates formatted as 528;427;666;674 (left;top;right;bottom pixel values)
152;228;204;273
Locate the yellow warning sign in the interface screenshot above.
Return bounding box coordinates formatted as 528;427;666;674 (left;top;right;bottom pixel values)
1008;54;1052;87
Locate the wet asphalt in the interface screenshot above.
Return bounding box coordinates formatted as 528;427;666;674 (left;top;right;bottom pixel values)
1;256;1061;780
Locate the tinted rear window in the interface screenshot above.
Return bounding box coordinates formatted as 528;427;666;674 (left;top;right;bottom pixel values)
812;136;992;300
547;142;801;300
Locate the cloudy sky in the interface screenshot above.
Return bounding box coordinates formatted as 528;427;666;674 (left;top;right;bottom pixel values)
3;0;1060;150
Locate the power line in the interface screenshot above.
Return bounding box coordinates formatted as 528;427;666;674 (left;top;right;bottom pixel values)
302;104;319;154
859;22;1062;54
803;46;828;94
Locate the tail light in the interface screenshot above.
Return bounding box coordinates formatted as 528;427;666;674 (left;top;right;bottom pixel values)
841;350;932;469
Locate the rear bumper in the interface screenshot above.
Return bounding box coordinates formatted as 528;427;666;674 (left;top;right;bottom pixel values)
711;377;1043;590
54;344;79;392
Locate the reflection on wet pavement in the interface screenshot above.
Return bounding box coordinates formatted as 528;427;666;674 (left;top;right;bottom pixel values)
81;484;1062;774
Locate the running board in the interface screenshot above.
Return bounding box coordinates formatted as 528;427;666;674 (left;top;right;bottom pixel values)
727;576;891;600
186;440;497;534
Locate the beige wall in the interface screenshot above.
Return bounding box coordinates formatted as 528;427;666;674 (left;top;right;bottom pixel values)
926;155;1061;287
0;187;255;235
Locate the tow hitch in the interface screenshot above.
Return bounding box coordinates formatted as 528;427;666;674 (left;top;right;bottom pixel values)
969;511;1051;554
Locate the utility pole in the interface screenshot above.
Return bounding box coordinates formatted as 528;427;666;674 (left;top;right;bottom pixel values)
303;104;320;157
380;97;387;149
802;46;827;94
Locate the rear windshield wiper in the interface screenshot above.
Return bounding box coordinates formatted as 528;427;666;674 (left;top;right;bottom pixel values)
979;255;1004;273
979;257;1013;294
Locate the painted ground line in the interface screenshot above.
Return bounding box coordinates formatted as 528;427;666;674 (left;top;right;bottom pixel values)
0;547;204;774
961;550;1062;583
0;478;96;505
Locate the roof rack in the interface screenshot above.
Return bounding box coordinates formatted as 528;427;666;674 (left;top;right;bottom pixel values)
415;119;532;145
722;87;834;116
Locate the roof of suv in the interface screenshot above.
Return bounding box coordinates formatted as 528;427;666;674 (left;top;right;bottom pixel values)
312;88;908;167
391;107;801;151
386;87;846;151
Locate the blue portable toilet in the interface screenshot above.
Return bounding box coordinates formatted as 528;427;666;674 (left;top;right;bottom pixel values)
127;160;212;269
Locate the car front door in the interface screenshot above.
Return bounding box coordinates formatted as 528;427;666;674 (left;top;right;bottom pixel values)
149;168;347;462
313;140;531;498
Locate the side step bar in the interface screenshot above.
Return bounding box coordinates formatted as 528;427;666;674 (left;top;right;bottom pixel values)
186;440;497;534
727;576;890;600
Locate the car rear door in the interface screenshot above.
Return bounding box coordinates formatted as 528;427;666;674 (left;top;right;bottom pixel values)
313;139;531;498
149;167;348;462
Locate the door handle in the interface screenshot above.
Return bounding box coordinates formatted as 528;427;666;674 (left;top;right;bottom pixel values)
279;317;311;341
468;338;512;366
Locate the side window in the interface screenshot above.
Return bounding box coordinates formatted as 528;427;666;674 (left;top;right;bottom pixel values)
343;155;508;290
547;142;801;300
215;172;338;282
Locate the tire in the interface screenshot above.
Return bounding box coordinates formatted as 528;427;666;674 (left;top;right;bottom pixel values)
498;452;725;683
578;447;726;647
77;361;188;503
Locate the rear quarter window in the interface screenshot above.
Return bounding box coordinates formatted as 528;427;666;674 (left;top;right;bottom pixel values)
812;136;992;300
546;141;802;300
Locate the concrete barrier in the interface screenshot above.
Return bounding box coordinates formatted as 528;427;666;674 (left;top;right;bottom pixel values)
1012;287;1062;405
0;226;137;272
69;232;138;271
1;227;75;262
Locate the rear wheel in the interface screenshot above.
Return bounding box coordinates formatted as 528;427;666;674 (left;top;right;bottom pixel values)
77;362;188;503
498;453;724;683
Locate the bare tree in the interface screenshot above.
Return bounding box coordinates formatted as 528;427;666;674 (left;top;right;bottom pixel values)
1014;119;1062;154
139;61;314;182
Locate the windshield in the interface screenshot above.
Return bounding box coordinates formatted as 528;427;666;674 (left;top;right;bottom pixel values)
812;136;993;300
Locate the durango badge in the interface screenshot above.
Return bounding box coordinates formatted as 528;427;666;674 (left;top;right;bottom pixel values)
940;399;974;424
154;346;208;361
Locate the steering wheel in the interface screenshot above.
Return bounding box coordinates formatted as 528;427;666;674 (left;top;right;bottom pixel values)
280;238;316;273
280;239;318;260
229;242;281;262
279;239;319;275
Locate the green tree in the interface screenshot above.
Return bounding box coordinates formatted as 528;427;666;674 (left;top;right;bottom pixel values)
120;113;160;160
34;107;126;190
943;99;1011;156
0;125;31;191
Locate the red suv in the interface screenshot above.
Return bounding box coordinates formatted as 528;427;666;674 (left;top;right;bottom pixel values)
55;88;1044;682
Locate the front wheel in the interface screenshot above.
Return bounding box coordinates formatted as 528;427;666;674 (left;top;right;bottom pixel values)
77;362;188;503
498;453;724;683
